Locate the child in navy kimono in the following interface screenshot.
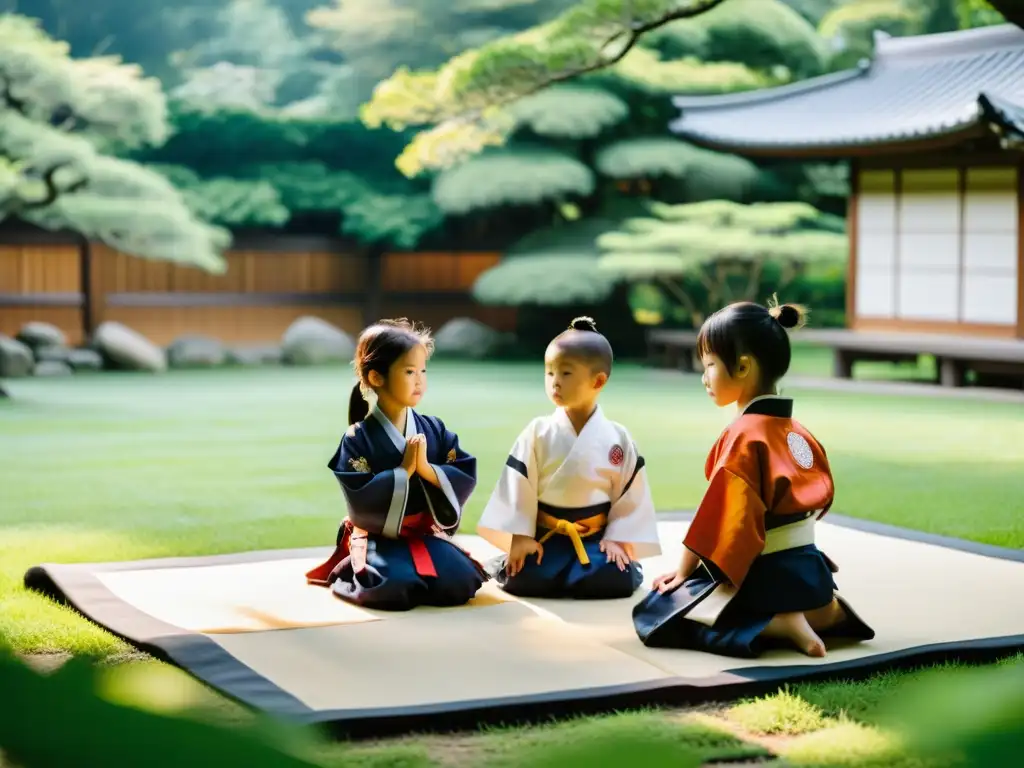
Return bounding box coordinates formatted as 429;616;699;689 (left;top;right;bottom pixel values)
305;318;487;610
477;316;661;599
632;299;875;658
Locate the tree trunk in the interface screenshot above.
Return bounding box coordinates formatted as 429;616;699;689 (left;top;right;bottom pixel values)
656;277;704;328
742;259;765;302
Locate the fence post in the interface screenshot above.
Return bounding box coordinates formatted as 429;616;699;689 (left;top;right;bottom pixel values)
363;246;382;326
78;236;95;341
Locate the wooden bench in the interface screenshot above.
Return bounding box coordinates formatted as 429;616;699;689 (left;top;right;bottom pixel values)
646;328;1024;388
646;329;701;372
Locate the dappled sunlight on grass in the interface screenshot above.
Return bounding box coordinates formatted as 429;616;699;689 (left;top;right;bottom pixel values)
725;687;828;735
779;720;947;768
0;590;127;657
345;709;769;768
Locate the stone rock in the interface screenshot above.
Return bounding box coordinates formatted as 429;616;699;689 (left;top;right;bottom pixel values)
281;316;355;366
0;335;34;378
226;345;283;366
167;335;227;368
433;318;506;359
36;345;71;363
92;322;167;372
16;321;67;351
33;360;73;377
67;349;104;372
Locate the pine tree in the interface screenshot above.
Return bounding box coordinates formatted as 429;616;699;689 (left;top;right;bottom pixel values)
0;14;229;272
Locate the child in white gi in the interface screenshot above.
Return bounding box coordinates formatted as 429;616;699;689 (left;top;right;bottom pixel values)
477;316;661;598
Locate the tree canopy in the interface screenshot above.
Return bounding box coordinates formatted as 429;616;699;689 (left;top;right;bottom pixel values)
431;147;595;215
132;104;445;248
505;84;629;139
596;199;846;325
0;14;229;272
820;0;1006;67
305;0;581;119
359;0;735;177
472;213;638;306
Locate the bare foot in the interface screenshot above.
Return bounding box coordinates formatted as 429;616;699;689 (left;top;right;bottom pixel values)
763;612;827;657
805;598;847;632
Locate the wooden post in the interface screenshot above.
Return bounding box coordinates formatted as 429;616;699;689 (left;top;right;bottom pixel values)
845;159;859;329
78;236;95;341
833;349;854;379
939;357;966;387
1017;160;1023;339
363;246;383;327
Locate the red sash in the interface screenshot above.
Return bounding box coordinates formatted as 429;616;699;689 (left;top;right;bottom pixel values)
305;513;484;585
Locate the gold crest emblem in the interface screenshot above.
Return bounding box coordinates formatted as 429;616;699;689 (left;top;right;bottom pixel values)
446;448;457;463
348;456;371;473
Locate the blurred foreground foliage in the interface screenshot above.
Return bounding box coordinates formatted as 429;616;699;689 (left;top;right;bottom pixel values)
1;640;1021;767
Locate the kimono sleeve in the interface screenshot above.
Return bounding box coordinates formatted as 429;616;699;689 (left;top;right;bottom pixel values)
327;426;410;539
422;419;477;533
683;437;767;588
602;435;662;559
476;419;540;552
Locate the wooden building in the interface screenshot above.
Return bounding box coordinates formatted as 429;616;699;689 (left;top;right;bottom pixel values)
665;23;1024;385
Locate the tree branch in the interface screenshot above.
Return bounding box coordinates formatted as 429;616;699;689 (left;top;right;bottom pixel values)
539;0;731;94
389;0;731;131
656;275;703;327
2;162;89;216
26;164;87;210
742;258;764;302
0;72;27;114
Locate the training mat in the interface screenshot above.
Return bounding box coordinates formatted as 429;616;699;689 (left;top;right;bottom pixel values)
24;514;1024;734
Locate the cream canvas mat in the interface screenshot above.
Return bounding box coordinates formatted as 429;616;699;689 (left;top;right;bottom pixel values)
23;513;1024;737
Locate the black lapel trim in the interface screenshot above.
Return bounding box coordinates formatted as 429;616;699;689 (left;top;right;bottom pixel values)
506;455;528;479
743;398;793;418
622;455;645;495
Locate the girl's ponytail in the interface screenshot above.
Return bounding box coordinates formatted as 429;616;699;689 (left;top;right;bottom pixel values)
348;383;369;425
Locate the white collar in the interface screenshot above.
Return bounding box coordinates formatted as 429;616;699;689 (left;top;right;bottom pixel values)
555;404;603;437
371;405;419;452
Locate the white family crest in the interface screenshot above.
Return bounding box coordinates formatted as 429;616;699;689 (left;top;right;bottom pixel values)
786;432;813;469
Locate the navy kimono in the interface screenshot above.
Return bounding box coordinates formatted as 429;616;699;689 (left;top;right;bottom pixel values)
305;406;487;610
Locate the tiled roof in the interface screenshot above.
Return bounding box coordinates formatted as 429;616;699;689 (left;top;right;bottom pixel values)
668;24;1024;154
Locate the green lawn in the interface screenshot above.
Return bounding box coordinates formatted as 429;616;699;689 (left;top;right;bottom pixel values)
1;359;1022;767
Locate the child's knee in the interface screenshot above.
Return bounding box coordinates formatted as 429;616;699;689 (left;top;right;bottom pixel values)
571;561;642;598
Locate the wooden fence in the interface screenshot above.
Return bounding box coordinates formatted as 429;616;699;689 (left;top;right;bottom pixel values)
0;229;517;347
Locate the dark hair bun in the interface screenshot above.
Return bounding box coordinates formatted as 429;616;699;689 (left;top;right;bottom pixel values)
568;315;598;332
769;303;806;330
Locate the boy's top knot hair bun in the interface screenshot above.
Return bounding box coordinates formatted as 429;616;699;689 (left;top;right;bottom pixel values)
568;315;598;332
767;297;807;331
552;315;612;375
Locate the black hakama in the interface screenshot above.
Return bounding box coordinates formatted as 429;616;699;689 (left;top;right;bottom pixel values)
490;501;643;599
